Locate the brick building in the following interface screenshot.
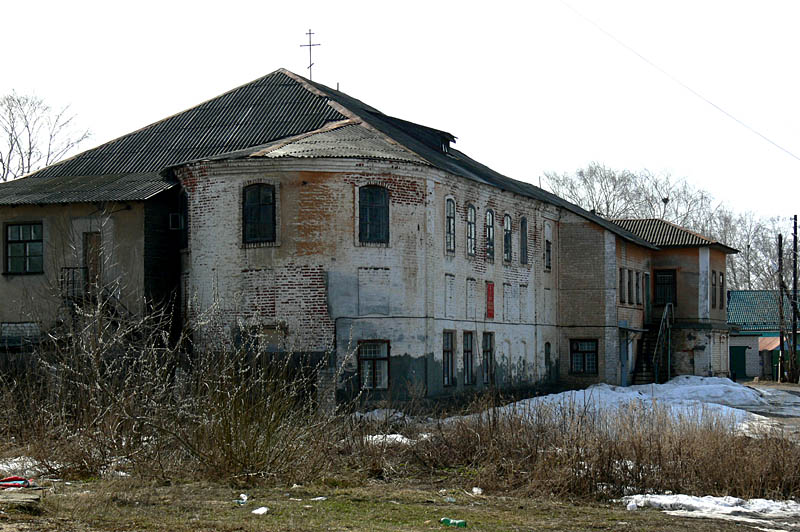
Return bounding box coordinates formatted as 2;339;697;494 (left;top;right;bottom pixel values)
0;69;737;402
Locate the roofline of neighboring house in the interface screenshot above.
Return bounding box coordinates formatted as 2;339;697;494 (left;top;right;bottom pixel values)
609;217;738;254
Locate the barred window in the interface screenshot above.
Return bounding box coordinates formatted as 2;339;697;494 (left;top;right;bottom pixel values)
443;331;455;386
463;331;475;385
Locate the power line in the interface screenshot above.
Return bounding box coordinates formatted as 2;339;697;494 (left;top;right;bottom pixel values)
559;0;800;163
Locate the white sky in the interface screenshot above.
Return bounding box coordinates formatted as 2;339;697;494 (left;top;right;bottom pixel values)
3;0;798;219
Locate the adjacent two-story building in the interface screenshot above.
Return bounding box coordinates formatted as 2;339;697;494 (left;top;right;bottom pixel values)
0;69;737;404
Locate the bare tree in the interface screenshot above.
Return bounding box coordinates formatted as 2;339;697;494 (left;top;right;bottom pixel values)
543;162;789;290
0;91;90;182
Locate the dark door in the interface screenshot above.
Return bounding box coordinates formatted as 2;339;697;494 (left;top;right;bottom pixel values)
729;346;747;380
83;232;101;297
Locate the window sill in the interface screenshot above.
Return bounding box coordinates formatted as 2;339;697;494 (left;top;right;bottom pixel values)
357;241;390;248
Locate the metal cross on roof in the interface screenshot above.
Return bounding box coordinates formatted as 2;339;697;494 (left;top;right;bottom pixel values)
300;29;320;80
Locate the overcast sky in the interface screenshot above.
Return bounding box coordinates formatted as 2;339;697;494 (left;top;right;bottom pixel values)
3;0;798;220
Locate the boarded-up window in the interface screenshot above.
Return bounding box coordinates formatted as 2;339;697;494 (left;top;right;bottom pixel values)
486;281;495;319
445;274;455;318
358;267;390;315
466;278;477;319
519;284;528;322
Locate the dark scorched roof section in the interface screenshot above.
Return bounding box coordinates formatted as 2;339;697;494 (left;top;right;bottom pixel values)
610;218;738;254
0;172;174;205
727;290;796;332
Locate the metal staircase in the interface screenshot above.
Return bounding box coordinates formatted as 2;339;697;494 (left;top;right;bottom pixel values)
632;303;674;384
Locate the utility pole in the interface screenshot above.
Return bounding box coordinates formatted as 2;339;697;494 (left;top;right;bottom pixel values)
300;29;320;81
778;233;785;381
793;215;798;382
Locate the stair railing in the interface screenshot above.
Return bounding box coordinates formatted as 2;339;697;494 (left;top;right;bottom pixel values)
652;303;674;383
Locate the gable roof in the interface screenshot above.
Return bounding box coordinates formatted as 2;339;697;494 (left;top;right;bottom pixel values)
0;69;655;249
728;290;796;332
610;218;738;254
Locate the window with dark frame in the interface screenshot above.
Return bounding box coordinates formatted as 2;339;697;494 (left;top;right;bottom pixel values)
482;332;495;385
358;341;389;390
243;184;276;243
443;331;455;386
463;331;475;385
520;217;528;264
654;269;677;305
466;204;476;256
485;210;494;260
619;268;625;303
635;271;641;305
627;269;633;304
359;185;389;244
445;198;456;253
720;273;725;310
545;239;552;270
503;214;512;262
6;223;43;274
711;270;717;308
570;339;598;374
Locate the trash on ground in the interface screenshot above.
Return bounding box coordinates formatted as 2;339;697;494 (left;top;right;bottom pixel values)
440;517;467;527
310;496;327;501
0;476;33;489
236;493;248;505
251;506;269;515
471;487;483;496
444;496;456;503
289;497;302;501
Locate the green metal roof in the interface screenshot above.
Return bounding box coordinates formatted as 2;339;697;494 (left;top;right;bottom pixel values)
727;290;796;332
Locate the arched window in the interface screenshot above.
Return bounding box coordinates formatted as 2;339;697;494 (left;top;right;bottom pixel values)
359;185;389;243
243;183;276;243
485;210;494;260
445;198;456;253
520;217;528;264
466;204;476;256
503;214;512;262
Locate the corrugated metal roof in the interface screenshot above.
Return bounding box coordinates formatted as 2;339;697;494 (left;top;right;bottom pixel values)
0;172;175;205
27;71;345;179
0;69;662;249
728;290;796;332
610;218;738;253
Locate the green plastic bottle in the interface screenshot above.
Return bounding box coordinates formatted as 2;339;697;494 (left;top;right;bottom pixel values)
440;517;467;527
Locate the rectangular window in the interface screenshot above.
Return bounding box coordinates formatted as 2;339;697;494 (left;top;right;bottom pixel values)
545;239;552;270
359;341;389;390
243;184;276;243
570;339;598;375
519;284;528;323
520;217;528;264
627;269;633;304
463;331;475;385
6;223;43;274
445;198;456;253
503;215;512;262
720;273;725;310
485;210;495;261
466;204;476;256
482;332;495;385
359;185;389;244
486;281;494;319
654;269;676;306
619;268;625;303
503;283;512;321
635;272;641;305
711;271;717;308
443;331;455;387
